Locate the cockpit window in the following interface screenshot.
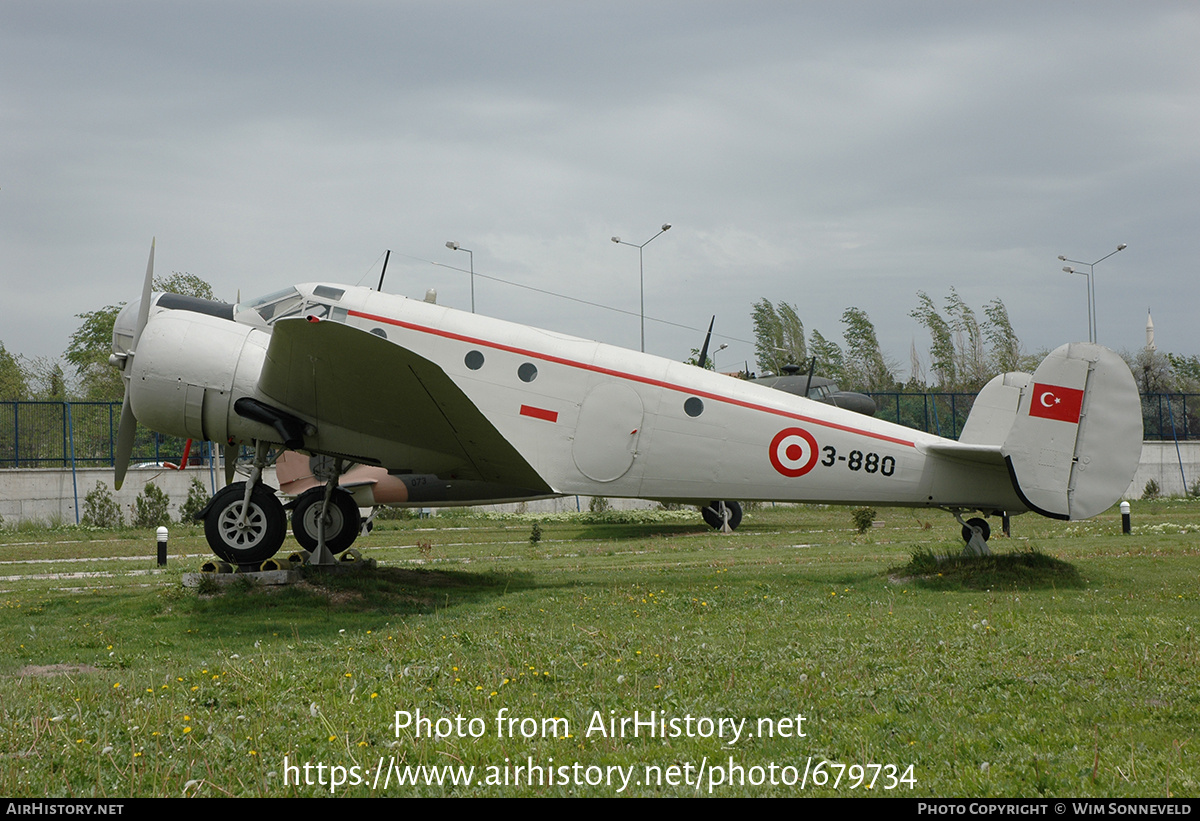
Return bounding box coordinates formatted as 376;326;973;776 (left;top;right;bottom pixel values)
244;287;306;322
237;286;347;326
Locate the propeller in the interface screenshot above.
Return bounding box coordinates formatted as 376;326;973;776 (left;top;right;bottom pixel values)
113;239;155;489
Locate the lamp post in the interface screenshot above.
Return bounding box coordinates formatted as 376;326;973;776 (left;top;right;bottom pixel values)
611;223;671;352
713;342;728;373
445;241;475;313
1058;243;1126;344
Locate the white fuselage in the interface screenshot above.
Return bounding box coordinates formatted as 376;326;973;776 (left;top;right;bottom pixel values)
316;286;1024;512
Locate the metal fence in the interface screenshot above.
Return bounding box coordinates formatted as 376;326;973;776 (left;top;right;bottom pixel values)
1;401;199;469
2;394;1197;468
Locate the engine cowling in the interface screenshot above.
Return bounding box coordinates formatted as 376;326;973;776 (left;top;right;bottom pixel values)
124;309;279;446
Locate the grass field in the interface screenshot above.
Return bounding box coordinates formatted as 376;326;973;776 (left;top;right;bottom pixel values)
0;501;1196;797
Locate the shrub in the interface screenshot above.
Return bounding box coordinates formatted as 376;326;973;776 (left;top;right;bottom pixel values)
82;482;123;528
588;496;611;513
851;507;876;534
179;478;210;522
529;521;543;545
133;482;171;528
1142;479;1161;501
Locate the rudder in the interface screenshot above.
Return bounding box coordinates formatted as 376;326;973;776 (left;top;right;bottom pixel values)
1001;343;1142;520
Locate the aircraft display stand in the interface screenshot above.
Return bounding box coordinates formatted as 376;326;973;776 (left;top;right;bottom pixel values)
182;550;376;588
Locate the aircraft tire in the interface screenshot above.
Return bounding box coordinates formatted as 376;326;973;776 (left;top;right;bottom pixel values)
961;517;991;544
291;488;361;554
701;500;743;531
204;482;287;565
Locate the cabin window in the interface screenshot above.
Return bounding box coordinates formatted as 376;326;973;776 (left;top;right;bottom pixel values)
518;363;538;382
684;397;704;417
465;350;485;370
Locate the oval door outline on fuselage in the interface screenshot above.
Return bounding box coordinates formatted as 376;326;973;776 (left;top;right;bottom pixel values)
572;382;644;482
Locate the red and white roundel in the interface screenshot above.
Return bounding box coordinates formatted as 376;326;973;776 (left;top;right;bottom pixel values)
769;427;819;477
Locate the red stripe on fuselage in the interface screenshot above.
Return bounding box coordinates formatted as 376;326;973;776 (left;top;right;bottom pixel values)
348;309;916;449
520;404;559;423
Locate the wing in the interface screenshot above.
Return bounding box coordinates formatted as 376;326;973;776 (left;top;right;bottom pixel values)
256;317;551;492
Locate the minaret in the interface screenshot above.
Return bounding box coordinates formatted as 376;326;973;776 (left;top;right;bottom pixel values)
1146;310;1155;351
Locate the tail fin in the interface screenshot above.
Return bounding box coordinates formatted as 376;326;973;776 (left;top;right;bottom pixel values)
998;343;1142;520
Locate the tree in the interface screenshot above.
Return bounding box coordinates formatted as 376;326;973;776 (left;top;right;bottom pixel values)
982;297;1024;374
840;307;895;392
64;271;217;401
155;272;215;300
910;291;956;388
945;288;987;389
1166;353;1200;393
23;357;67;400
752;298;806;375
911;290;1028;391
0;342;29;400
65;305;124;401
807;328;847;385
1132;348;1173;394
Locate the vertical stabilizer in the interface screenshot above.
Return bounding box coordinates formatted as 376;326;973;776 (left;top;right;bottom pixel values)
1001;343;1142;520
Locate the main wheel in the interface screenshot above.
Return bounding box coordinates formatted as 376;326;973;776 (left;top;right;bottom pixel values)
204;482;287;564
291;487;361;554
701;500;743;531
961;517;991;544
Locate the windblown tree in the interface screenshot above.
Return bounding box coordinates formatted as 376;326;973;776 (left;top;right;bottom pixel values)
910;290;1027;391
982;297;1024;374
808;328;848;385
751;298;806;375
910;291;956;388
840;307;895;392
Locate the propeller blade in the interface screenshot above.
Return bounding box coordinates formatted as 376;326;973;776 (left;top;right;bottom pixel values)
113;239;156;489
697;316;715;370
134;238;155;346
224;443;238;486
113;395;137;490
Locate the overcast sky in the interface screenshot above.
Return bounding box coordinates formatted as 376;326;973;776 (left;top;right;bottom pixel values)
3;1;1197;383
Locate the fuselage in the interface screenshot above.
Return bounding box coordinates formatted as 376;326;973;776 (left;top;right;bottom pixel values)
118;283;1028;514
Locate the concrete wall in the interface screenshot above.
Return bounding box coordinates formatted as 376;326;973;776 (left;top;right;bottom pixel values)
0;466;275;525
2;441;1197;524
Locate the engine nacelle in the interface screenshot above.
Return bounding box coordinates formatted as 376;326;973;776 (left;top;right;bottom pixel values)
126;310;279;445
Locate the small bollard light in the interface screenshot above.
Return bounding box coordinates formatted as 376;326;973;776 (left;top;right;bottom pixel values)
1120;501;1131;535
157;526;168;566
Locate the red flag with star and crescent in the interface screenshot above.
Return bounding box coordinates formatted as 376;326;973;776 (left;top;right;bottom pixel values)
1028;382;1084;423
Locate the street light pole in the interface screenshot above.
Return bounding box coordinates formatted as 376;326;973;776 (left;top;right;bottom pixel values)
1058;243;1126;344
611;223;672;353
445;242;475;313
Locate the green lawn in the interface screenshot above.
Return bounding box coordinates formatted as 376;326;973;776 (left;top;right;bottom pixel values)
0;501;1196;797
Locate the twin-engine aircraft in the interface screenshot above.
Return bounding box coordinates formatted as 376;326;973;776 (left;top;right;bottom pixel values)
110;241;1143;564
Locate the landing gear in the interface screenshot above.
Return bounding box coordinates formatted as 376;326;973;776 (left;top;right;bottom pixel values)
291;487;360;553
960;517;990;545
956;515;991;556
701;500;743;531
203;482;287;564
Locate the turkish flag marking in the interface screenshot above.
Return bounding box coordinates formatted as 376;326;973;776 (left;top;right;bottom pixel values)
520;404;558;423
1028;383;1084;423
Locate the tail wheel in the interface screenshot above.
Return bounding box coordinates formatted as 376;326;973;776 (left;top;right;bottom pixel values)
291;488;361;554
961;517;991;544
204;482;287;564
701;500;743;531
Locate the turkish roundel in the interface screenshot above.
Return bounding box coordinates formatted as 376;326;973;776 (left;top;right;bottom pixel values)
1029;382;1084;423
